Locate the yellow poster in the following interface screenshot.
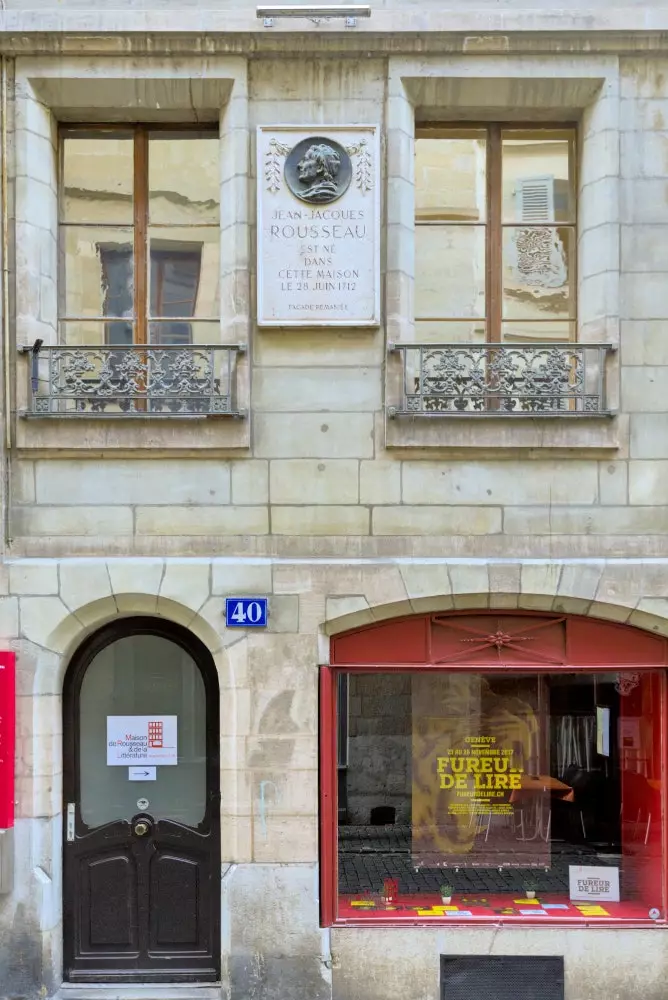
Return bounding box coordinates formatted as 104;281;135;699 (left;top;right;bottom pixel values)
411;673;549;868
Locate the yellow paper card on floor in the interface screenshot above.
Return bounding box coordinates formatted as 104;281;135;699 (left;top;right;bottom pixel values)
514;899;539;905
576;905;609;916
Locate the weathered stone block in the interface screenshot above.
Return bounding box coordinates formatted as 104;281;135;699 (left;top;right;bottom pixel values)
255;413;374;458
271;506;369;535
135;506;269;535
360;460;401;504
231;460;269;504
629;460;668;504
372;506;502;535
253;367;381;412
59;561;113;615
34;459;230;505
159;561;211;613
505;504;668;535
270;460;359;505
212;561;273;595
9;562;58;596
631;413;668;457
402;460;598;505
599;460;628;504
13;506;133;536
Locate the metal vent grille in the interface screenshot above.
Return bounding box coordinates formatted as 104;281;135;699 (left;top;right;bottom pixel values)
441;956;564;1000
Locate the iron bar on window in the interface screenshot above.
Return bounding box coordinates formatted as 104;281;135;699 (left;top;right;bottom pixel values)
388;343;614;417
20;341;245;418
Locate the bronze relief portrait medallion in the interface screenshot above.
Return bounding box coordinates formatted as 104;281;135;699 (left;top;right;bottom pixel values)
284;136;352;204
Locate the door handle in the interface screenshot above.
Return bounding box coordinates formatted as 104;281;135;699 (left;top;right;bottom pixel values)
134;821;150;837
66;803;75;842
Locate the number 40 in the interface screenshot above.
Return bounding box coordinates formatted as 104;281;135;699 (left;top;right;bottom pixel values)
228;600;264;625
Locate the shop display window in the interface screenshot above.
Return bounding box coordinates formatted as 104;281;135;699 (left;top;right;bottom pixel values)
320;613;668;925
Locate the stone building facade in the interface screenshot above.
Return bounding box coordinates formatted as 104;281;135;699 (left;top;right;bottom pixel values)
2;2;668;999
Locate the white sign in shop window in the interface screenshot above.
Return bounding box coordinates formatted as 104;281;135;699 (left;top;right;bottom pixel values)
569;865;620;902
107;716;178;767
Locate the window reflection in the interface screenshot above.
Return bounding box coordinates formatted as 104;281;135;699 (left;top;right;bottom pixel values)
337;670;663;921
60;128;220;347
414;127;576;344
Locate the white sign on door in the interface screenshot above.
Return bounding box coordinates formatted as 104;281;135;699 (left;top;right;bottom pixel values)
569;865;620;902
107;716;177;767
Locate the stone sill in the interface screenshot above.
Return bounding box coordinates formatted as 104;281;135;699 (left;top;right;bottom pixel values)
385;412;620;453
55;986;222;1000
15;414;250;453
20;412;245;421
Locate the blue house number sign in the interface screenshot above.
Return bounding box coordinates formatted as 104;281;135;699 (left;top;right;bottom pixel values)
225;597;268;628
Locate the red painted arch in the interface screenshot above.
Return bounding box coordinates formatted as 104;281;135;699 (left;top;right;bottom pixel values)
330;610;668;669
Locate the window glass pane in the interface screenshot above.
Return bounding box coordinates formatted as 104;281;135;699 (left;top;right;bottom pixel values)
502;321;575;343
80;634;207;828
62;226;133;319
413;320;486;344
415;225;486;319
502;226;575;321
337;670;664;922
60;320;134;347
149;228;219;318
502;131;575;224
149;320;220;346
415;134;486;222
61;134;134;225
148;134;220;225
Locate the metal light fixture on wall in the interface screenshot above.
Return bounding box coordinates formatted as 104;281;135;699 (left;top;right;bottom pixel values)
257;5;371;26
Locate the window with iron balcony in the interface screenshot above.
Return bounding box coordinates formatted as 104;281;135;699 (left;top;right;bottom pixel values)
389;124;613;419
23;125;244;418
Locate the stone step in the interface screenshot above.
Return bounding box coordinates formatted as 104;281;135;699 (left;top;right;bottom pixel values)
54;986;221;1000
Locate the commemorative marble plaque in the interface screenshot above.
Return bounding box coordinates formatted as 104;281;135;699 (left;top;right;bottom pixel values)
257;125;380;326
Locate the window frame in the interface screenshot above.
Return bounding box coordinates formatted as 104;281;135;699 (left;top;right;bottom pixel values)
414;122;578;344
58;122;219;346
320;611;668;928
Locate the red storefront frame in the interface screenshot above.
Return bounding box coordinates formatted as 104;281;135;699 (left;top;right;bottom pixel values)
320;611;668;927
0;651;16;829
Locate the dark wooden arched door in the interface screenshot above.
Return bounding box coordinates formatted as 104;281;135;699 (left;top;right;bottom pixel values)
63;618;220;983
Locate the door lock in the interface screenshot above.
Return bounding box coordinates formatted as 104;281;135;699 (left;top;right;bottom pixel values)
134;821;150;837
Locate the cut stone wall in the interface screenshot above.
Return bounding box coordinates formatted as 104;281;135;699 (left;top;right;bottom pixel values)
7;51;668;562
3;23;668;1000
0;556;666;998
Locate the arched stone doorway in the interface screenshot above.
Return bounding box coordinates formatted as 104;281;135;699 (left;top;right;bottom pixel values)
321;610;668;925
62;617;220;982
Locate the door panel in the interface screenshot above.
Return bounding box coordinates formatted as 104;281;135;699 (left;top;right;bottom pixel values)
63;619;220;983
86;853;138;949
151;853;200;947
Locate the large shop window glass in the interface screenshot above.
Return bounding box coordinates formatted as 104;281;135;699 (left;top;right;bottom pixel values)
335;669;664;921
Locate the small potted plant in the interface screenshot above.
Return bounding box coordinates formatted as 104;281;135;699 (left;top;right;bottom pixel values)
440;884;454;904
522;876;538;899
381;878;399;905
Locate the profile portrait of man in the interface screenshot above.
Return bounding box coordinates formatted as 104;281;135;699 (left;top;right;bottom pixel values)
296;143;342;203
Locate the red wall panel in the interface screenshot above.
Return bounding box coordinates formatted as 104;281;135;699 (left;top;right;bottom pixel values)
0;651;15;828
331;616;428;664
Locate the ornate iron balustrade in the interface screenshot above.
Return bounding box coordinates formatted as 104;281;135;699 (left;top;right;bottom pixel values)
20;342;246;417
388;343;614;417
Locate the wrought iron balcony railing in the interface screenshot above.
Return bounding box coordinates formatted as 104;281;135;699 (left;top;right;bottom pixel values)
388;343;614;417
20;342;246;417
